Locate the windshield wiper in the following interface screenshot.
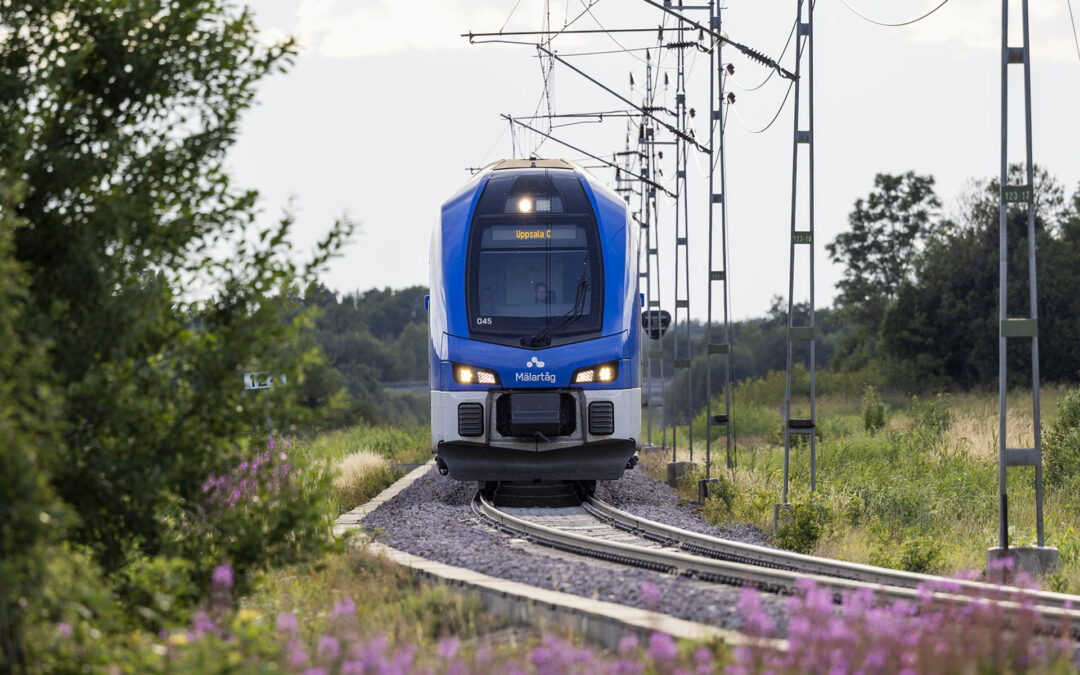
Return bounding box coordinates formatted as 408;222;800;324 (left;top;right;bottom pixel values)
521;259;589;348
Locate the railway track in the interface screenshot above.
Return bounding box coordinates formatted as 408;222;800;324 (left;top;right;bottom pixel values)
473;490;1080;637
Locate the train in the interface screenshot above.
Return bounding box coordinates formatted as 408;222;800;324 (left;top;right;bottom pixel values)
428;158;642;486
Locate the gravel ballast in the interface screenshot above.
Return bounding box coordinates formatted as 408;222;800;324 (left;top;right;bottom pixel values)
361;465;788;634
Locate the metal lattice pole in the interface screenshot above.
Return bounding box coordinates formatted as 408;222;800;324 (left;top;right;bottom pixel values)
669;25;694;462
780;0;816;519
997;0;1046;551
705;0;734;482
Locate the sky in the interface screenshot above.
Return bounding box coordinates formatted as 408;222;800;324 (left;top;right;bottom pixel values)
229;0;1080;320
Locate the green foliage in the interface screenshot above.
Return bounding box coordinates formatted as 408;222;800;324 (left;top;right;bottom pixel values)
827;172;941;370
1044;387;1080;487
0;0;353;575
166;437;338;596
775;496;830;554
0;191;68;671
862;385;886;434
910;393;953;435
868;527;945;574
303;284;431;426
882;167;1080;388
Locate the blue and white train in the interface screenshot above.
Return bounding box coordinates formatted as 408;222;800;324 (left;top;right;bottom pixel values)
428;159;642;485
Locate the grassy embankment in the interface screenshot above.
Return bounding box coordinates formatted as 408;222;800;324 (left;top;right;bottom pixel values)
644;369;1080;591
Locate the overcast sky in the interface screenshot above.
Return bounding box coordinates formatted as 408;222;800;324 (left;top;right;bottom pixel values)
229;0;1080;320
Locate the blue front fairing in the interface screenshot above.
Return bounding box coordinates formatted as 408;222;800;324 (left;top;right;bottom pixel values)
430;162;641;392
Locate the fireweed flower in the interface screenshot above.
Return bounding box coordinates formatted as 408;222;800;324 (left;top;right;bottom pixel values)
316;635;341;661
276;611;299;636
331;594;357;620
640;581;660;609
647;632;678;662
212;564;234;590
437;636;459;660
618;634;639;655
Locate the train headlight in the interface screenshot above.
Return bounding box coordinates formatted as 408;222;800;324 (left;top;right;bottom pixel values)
518;197;533;213
454;363;500;385
572;361;619;384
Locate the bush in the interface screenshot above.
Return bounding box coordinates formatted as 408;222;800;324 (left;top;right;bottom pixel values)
775;495;830;554
862;385;886;434
166;436;336;595
909;393;953;435
1044;387;1080;487
869;527;945;574
332;450;399;513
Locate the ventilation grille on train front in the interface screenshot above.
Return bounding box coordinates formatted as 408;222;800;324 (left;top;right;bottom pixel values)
458;403;484;437
588;401;615;436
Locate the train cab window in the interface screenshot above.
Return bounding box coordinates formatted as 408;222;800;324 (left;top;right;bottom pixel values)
466;169;604;347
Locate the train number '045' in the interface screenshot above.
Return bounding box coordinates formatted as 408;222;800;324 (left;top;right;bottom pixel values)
476;317;493;325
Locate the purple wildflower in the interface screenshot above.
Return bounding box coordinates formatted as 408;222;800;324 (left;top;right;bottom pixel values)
57;622;73;638
317;635;341;661
212;564;234;590
437;636;458;660
188;610;216;640
641;581;660;609
647;632;678;662
288;640;309;667
618;634;639;655
331;594;357;619
276;611;299;636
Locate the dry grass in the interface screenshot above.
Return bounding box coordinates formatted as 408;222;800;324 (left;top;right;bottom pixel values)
331;450;397;513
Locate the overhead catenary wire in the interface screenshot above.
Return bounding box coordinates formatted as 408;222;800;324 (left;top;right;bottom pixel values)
502;115;678;198
837;0;952;27
1068;0;1080;64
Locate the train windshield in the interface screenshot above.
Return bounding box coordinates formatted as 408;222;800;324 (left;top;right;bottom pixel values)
466;169;604;347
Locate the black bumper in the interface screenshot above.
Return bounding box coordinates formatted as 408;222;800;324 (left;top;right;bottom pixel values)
436;439;636;481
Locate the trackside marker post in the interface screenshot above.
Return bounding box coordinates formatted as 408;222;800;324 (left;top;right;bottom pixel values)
244;371;286;437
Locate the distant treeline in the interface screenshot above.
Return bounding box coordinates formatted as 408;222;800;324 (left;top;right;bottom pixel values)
304;167;1080;427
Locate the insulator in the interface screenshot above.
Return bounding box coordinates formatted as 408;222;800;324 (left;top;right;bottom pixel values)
639;126;645;140
726;63;735;75
689;108;696;118
727;92;736;104
646;49;651;61
658;151;664;160
630;72;635;87
658;26;664;41
740;45;775;70
664;73;669;86
698;28;704;41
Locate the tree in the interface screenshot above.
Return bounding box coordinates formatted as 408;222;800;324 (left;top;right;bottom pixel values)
0;0;349;583
827;173;941;367
882;167;1078;388
0;191;67;673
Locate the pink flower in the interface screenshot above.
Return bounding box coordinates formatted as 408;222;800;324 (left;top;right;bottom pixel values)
276;612;299;636
331;594;357;619
647;632;678;662
212;564;234;590
640;581;660;609
317;635;340;661
437;637;459;660
57;622;72;638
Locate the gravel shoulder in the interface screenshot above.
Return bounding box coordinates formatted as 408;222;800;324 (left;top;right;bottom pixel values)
361;466;788;635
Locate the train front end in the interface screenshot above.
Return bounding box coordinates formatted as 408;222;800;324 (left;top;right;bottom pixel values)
429;159;641;482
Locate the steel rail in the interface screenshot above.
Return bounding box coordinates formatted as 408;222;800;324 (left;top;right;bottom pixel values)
474;493;1080;637
586;496;1080;611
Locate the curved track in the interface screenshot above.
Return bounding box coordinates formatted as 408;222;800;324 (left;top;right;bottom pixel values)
474;491;1080;637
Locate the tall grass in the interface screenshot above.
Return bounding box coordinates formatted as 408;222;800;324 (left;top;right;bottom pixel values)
668;381;1080;589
